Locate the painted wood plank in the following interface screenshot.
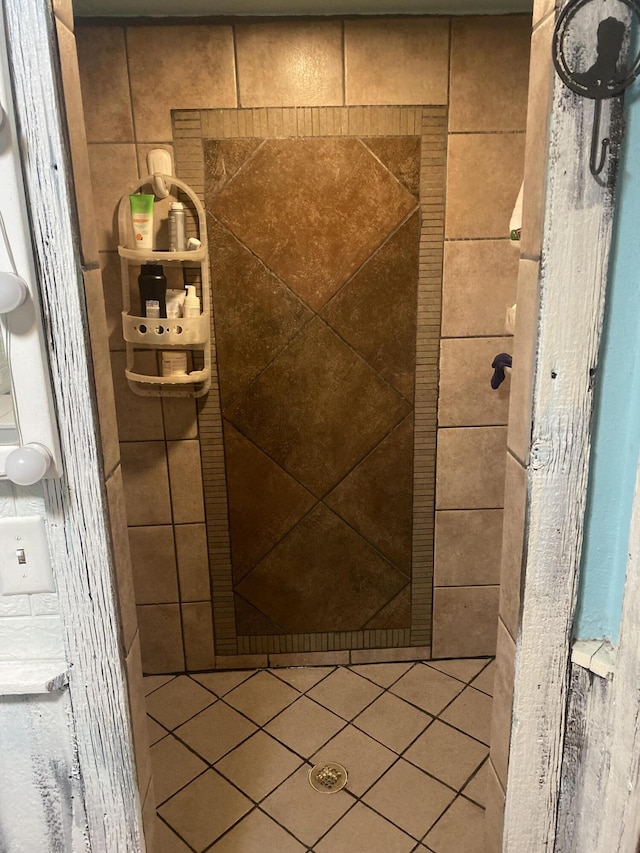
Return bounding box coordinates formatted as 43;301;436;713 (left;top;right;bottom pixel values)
503;2;625;848
3;1;144;850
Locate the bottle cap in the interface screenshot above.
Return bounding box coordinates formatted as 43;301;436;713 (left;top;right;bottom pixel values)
170;202;185;210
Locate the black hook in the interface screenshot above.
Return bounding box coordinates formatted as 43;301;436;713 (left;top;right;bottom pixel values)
590;99;610;177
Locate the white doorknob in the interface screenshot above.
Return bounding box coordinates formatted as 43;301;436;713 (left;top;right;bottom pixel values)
5;443;52;485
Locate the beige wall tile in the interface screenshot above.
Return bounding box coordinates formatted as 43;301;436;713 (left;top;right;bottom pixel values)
105;466;138;654
138;604;185;673
76;26;134;143
269;651;350;667
127;26;236;141
436;427;507;509
350;647;431;664
499;453;527;640
442;240;519;338
83;268;120;475
438;337;511;427
141;782;156;853
521;16;554;259
125;631;153;794
435;509;503;586
449;16;531;132
236;21;343;107
432;585;499;658
215;654;269;669
490;618;516;787
182;602;215;670
163;398;198;440
485;759;506;852
175;524;210;601
111;352;164;442
507;259;540;464
167;440;205;524
121;441;172;526
53;0;74;30
128;526;179;605
56;19;99;267
101;252;126;351
534;0;556;30
445;134;526;239
88;143;139;250
345;18;449;105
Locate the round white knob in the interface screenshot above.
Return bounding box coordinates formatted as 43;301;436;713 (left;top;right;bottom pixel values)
0;271;28;313
5;443;52;485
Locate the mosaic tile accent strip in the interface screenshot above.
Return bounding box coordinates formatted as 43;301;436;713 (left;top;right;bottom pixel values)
173;106;447;658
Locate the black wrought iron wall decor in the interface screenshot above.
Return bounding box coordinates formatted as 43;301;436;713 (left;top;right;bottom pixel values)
553;0;640;177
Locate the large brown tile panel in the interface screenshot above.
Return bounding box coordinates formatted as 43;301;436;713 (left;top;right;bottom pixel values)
205;139;263;197
362;138;422;198
322;212;419;401
82;268;120;475
365;585;411;630
175;524;210;602
56;20;99;267
235;21;343;107
227;318;410;497
442;240;519;338
167;440;205;525
120;441;172;527
207;217;313;408
128;526;179;605
224;422;316;583
521;16;555;260
88;143;139;250
210;138;416;311
325;416;413;574
182;602;215;670
432;586;499;658
436;427;507;509
499;453;527;640
110;351;164;441
449;16;531;132
137;604;184;674
445;134;526;239
435;509;503;586
126;26;236;141
76;25;134;142
235;595;285;636
438;337;511;426
105;466;138;654
237;504;407;633
345;18;449;105
490;617;516;787
507;259;540;464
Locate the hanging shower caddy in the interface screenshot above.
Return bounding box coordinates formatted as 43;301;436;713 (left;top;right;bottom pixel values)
117;173;211;397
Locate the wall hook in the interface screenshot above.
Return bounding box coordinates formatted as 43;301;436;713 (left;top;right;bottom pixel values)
553;0;640;179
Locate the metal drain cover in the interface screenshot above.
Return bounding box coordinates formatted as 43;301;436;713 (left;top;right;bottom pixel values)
309;762;348;794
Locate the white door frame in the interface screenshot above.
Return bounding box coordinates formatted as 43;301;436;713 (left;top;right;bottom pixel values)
3;0;143;848
4;0;634;850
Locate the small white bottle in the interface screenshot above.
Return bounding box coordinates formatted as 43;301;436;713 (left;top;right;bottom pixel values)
168;202;186;251
183;285;200;318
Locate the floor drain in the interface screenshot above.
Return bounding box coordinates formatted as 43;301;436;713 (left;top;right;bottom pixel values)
309;762;348;794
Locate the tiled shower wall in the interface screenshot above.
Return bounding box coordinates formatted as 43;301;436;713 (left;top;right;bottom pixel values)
76;15;529;673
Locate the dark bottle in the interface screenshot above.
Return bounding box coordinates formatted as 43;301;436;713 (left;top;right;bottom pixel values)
138;263;167;318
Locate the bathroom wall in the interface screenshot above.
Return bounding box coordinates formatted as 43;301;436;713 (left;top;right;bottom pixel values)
75;14;529;672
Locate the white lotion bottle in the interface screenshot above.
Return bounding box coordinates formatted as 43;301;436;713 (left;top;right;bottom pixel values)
183;285;200;318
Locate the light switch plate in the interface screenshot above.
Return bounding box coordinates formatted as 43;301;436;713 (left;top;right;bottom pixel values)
0;516;55;595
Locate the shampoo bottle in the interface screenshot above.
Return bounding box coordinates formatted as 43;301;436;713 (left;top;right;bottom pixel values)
138;264;167;317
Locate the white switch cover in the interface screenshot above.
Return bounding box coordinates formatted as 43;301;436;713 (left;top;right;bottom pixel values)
0;517;55;595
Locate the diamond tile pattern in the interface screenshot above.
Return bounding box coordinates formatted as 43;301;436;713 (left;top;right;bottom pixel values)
210;137;416;310
146;661;492;850
204;134;421;644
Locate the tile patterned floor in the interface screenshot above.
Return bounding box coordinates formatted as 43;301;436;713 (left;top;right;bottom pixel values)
145;658;494;853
